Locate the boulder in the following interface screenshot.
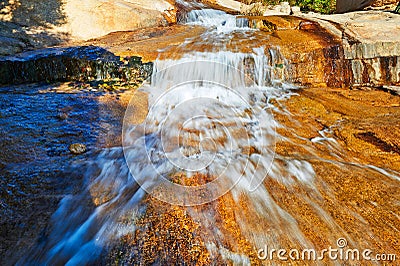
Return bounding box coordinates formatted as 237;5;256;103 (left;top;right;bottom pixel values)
263;2;291;16
336;0;375;13
210;0;242;12
291;6;301;15
63;0;176;40
0;0;176;55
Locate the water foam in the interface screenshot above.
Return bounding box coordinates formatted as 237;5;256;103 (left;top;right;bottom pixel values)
184;9;248;32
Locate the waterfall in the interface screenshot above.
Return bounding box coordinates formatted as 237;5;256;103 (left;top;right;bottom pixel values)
23;46;299;266
123;49;286;206
21;2;399;265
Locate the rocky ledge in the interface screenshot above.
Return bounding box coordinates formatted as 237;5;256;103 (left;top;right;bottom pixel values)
214;0;400;88
303;11;400;87
240;11;400;88
0;46;152;85
79;10;400;89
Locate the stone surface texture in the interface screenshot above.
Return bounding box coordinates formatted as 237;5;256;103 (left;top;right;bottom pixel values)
0;0;176;55
63;0;176;40
301;11;400;87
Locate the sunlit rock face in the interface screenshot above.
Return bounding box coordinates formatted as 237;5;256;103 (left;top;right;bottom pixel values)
0;0;177;55
300;11;400;87
201;0;242;13
63;0;176;40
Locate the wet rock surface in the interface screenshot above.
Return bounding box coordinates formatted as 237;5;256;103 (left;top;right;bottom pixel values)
0;83;136;264
86;25;208;62
273;87;400;263
104;87;400;265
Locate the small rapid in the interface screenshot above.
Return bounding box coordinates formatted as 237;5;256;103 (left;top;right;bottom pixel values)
184;9;248;31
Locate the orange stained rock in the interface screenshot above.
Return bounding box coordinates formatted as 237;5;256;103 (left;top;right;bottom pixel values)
107;87;399;264
86;25;207;62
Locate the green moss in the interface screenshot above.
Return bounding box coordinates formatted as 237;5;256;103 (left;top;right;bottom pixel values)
292;0;336;14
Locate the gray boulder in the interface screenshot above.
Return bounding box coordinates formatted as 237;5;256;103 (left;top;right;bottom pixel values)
336;0;375;13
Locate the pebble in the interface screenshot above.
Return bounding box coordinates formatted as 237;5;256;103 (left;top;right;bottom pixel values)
69;143;87;154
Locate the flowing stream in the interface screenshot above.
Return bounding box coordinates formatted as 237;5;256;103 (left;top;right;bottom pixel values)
20;2;400;265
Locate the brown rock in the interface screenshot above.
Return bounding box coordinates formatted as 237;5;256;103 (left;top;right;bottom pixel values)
298;20;320;31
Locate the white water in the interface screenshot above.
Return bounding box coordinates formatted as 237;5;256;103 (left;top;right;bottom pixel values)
123;49;287;206
23;5;399;266
184;9;248;31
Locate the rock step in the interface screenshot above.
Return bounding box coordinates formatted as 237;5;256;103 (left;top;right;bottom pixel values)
0;46;153;85
240;14;400;88
299;11;400;87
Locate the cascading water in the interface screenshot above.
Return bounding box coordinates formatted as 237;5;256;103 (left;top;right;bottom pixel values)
184;9;248;30
22;3;399;265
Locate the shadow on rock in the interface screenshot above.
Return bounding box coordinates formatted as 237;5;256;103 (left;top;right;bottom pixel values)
0;0;69;55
